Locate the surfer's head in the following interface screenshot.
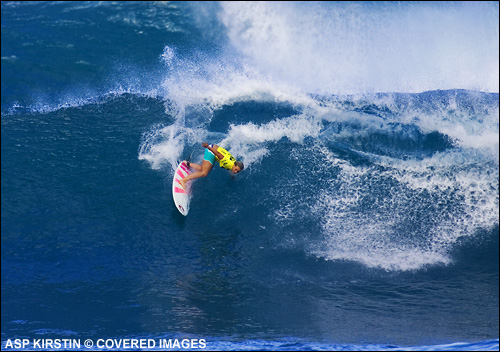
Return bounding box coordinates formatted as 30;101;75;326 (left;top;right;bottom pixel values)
232;161;244;174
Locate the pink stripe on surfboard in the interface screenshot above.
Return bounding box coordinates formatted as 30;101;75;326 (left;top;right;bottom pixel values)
174;187;186;194
180;163;191;174
176;169;186;179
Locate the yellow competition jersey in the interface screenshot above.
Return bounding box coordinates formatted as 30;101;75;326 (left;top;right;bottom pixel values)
215;147;236;170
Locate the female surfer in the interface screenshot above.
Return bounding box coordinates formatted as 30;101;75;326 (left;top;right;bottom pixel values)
178;142;244;190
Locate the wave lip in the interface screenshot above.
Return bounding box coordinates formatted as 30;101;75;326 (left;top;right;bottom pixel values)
217;1;499;95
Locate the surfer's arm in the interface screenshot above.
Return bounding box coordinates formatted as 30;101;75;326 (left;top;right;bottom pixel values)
203;143;225;160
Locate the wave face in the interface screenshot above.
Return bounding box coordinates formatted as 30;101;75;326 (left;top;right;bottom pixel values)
138;87;499;272
2;1;498;349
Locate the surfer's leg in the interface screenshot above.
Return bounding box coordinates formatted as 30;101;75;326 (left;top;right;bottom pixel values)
179;160;213;189
185;161;202;172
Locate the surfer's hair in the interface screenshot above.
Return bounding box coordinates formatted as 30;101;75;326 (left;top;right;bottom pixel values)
235;161;244;170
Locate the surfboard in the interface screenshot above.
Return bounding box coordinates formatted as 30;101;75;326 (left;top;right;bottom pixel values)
172;161;192;216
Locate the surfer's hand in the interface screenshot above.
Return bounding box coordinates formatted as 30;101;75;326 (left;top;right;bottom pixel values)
202;142;209;148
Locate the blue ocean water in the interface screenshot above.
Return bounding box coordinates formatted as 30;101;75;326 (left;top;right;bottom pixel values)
1;1;499;351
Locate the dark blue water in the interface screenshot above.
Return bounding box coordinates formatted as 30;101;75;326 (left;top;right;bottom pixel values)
2;2;499;351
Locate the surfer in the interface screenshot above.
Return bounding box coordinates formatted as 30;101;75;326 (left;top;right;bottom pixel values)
178;142;244;190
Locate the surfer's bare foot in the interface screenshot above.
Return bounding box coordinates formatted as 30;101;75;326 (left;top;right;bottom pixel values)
179;179;186;190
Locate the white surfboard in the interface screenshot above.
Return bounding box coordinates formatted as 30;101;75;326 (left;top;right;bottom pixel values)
172;161;192;216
